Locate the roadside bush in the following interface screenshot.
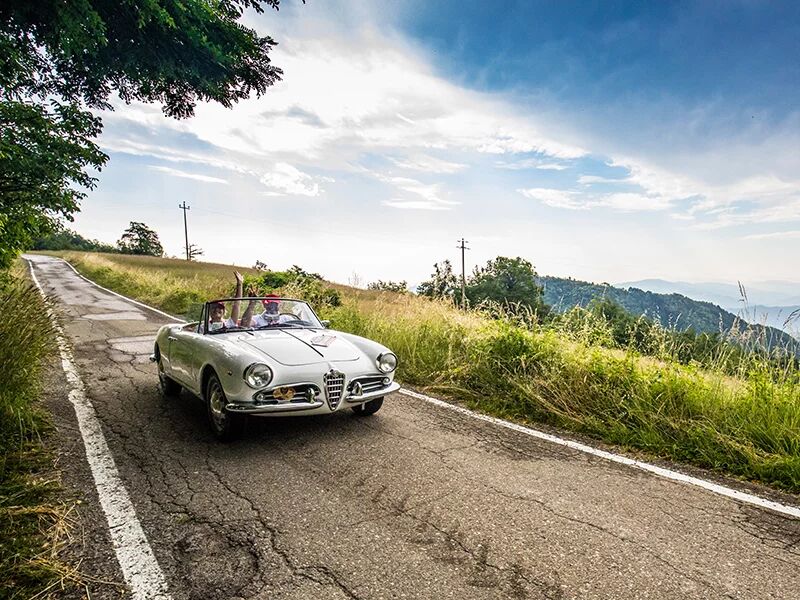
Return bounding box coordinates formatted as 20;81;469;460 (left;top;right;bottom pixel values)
246;269;341;308
0;279;55;453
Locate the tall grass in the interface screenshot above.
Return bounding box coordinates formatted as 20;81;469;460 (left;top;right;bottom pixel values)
0;264;75;598
328;292;800;491
48;251;800;492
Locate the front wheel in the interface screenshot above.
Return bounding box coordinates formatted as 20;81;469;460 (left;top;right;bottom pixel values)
352;397;384;416
205;372;245;441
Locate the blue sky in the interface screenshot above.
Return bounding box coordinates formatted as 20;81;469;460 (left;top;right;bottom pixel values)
71;1;800;287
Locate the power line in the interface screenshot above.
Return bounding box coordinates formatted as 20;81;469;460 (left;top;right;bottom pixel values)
178;202;190;261
457;237;470;310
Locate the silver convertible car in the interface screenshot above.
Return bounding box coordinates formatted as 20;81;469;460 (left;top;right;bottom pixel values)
152;296;399;440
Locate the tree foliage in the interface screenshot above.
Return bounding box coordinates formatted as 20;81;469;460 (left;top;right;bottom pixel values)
466;256;546;313
367;280;408;293
417;260;458;301
33;224;116;253
117;222;164;256
245;266;341;307
0;0;288;268
0;0;284;117
0;100;107;267
187;244;204;261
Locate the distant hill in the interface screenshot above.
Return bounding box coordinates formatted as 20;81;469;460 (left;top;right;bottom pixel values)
540;276;800;351
616;279;800;309
615;278;800;340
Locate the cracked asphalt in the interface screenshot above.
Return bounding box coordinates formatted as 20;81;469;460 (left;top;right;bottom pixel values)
28;254;800;599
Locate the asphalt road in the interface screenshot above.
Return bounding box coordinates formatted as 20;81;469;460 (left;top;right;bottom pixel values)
27;254;800;599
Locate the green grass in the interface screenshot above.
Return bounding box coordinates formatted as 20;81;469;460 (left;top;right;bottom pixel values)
0;263;76;599
49;251;800;493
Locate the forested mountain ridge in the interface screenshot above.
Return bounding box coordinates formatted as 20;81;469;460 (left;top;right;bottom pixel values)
539;276;799;350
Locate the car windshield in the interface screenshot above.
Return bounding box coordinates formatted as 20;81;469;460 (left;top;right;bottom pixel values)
204;297;323;333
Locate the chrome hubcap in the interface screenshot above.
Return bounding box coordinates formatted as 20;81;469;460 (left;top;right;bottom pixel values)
208;382;227;429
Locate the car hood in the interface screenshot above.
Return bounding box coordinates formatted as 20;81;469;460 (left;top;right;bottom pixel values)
240;329;362;366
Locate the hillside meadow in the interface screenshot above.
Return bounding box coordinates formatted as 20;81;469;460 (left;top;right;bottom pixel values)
42;251;800;493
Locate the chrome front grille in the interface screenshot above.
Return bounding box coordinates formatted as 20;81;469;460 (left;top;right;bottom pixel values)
253;384;320;405
348;375;388;394
323;370;345;410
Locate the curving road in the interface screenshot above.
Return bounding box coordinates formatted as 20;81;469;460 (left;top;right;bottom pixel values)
27;254;800;599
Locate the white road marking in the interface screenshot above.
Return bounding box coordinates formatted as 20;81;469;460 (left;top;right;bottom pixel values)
399;388;800;520
83;311;148;321
56;257;185;322
27;258;172;600
35;256;800;520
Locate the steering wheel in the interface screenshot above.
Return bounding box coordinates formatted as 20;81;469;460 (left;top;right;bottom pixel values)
278;313;312;326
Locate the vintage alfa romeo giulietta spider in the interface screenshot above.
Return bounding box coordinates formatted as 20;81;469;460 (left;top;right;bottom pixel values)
152;296;399;440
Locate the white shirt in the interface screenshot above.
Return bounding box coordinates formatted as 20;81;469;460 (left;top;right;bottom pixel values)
207;317;236;332
250;313;293;327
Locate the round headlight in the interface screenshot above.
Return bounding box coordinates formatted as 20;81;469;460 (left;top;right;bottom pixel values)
377;352;397;373
244;364;273;388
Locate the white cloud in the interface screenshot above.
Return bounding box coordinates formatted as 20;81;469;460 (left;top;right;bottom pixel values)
694;198;800;230
389;154;467;174
518;188;587;210
376;173;458;207
147;165;228;184
102;25;587;176
578;175;629;185
260;163;322;197
383;199;451;210
496;158;570;170
599;192;671;212
518;187;670;212
605;156;800;227
742;230;800;241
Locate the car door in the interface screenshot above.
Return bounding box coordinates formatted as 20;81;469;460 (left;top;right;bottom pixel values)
167;306;205;391
167;326;197;387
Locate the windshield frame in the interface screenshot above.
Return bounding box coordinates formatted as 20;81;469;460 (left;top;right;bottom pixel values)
203;297;324;334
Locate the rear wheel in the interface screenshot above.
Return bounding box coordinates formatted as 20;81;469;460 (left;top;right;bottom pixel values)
205;372;245;441
352;397;384;416
157;349;181;398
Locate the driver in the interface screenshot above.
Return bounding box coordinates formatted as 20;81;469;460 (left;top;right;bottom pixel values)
242;294;294;328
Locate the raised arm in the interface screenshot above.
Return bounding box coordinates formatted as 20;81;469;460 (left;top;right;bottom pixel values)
239;285;259;327
230;271;244;324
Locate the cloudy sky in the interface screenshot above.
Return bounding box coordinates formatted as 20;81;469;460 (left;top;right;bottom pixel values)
73;1;800;287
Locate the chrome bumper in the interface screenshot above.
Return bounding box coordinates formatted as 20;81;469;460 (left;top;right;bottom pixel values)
226;381;400;414
226;400;325;414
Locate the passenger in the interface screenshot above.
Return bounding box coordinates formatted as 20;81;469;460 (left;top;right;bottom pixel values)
207;271;245;331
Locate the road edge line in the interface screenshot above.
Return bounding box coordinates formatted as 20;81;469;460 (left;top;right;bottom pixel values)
27;258;172;600
55;256;186;322
40;254;800;520
398;388;800;520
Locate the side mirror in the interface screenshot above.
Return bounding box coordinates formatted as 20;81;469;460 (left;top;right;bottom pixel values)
320;320;331;328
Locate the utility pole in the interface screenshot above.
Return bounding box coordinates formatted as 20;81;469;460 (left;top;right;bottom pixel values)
179;202;190;261
457;237;469;310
